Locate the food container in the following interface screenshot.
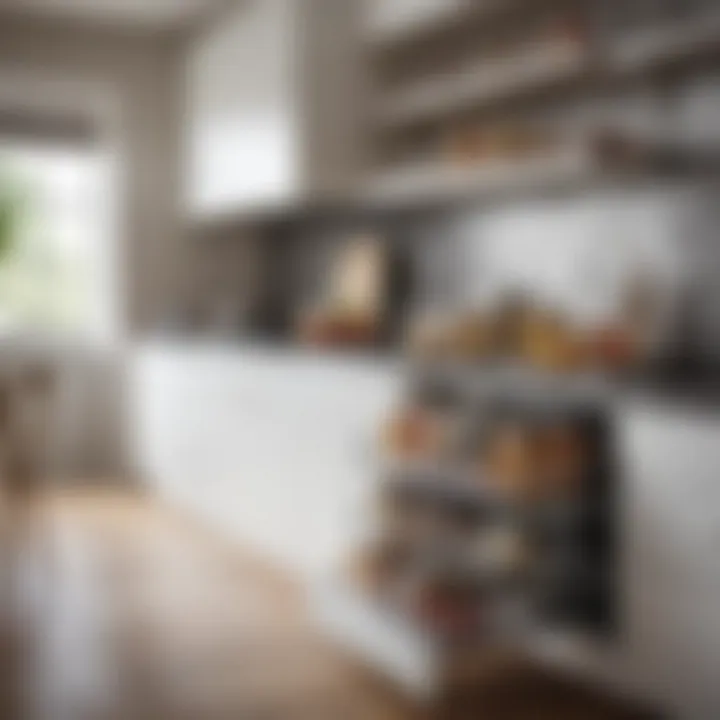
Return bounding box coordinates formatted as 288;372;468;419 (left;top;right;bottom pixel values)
481;421;543;502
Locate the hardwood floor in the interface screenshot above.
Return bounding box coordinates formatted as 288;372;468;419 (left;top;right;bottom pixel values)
0;491;657;720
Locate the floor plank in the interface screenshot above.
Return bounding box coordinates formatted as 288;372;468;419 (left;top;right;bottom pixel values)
0;491;657;720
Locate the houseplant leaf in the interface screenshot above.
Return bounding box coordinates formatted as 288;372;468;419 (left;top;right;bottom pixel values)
0;175;26;264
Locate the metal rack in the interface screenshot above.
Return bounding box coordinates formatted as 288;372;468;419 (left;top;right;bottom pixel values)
313;361;617;698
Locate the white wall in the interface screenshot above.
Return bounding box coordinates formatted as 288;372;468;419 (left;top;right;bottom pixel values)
0;15;186;335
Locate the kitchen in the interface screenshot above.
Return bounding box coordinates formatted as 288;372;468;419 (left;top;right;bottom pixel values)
1;1;720;718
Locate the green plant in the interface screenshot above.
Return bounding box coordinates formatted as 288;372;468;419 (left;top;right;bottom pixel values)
0;175;24;264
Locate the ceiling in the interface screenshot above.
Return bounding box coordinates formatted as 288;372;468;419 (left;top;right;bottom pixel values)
0;0;232;29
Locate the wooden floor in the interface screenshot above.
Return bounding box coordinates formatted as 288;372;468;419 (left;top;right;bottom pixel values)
0;491;657;720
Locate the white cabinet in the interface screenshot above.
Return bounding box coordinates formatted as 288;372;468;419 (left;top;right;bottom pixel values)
186;0;366;218
130;349;720;717
187;0;298;216
618;404;720;720
130;344;396;577
511;401;720;720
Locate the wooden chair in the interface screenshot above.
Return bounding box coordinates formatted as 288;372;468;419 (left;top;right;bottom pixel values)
2;365;55;503
0;363;55;623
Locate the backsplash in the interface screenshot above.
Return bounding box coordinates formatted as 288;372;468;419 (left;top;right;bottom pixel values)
178;58;720;377
252;65;720;370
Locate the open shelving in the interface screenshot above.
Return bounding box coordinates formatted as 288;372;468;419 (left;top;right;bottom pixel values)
366;134;720;210
375;38;587;130
365;0;506;52
186;2;720;232
373;22;720;136
365;142;595;207
312;573;530;699
365;0;471;50
609;8;720;75
313;362;617;699
371;3;720;130
364;0;720;213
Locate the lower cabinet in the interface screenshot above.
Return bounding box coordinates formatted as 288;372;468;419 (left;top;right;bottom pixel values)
130;344;397;578
130;351;720;718
617;404;720;720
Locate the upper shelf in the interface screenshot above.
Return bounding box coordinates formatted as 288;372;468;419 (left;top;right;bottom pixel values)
364;134;720;210
189;136;720;229
189;6;720;229
365;144;590;207
373;10;720;132
365;0;510;52
610;9;720;75
376;38;585;130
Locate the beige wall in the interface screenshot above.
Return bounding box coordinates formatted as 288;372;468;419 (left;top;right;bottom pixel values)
0;15;186;333
0;17;186;477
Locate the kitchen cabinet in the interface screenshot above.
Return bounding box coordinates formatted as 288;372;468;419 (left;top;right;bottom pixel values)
186;0;366;219
616;404;720;720
539;401;720;720
130;343;396;577
130;348;720;718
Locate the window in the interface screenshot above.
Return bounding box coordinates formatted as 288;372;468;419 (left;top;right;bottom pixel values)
0;141;116;339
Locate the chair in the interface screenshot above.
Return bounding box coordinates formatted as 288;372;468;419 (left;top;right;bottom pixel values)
2;365;55;502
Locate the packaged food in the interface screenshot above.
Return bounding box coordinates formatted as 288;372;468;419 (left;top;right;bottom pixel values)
521;307;588;372
381;405;451;462
471;527;531;577
536;422;589;497
590;324;639;371
482;422;543;502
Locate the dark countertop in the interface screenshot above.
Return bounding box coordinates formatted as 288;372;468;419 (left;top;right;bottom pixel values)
138;336;720;414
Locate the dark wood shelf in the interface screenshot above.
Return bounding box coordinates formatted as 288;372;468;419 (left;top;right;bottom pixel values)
365;0;529;55
372;12;720;134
